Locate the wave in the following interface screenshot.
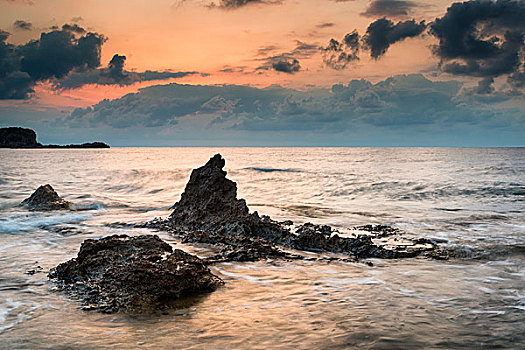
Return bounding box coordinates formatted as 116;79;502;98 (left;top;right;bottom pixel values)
245;167;300;173
0;211;91;234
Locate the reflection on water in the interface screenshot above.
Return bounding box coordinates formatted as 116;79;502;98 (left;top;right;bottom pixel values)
0;147;524;349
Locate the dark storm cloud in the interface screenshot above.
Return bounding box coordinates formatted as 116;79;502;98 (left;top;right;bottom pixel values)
430;0;525;88
363;18;426;58
322;31;360;69
361;0;420;18
0;27;105;99
18;30;104;81
13;20;32;31
62;73;524;133
272;58;300;73
56;54;200;89
107;54;126;81
322;18;425;67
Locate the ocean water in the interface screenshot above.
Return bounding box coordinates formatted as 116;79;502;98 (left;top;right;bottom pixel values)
0;147;524;349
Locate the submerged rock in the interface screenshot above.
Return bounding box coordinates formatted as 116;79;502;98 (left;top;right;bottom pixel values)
154;154;438;261
49;234;223;313
21;184;71;211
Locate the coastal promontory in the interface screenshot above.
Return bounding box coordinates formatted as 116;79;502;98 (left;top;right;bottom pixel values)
0;127;109;148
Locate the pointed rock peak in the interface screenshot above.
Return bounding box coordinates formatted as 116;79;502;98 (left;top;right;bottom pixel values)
170;154;249;231
204;153;225;170
22;184;71;211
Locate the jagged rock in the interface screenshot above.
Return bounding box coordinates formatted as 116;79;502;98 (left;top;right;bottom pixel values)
21;184;71;211
161;154;438;261
170;154;251;232
49;234;223;313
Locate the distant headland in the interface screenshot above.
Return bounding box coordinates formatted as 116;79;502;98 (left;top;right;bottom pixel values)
0;127;110;149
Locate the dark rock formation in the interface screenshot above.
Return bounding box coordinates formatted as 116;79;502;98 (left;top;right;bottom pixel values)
21;184;71;210
43;142;110;149
0;127;109;148
147;154;438;262
49;234;223;313
0;127;41;148
170;154;250;232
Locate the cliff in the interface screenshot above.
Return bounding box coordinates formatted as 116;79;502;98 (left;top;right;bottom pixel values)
0;127;42;148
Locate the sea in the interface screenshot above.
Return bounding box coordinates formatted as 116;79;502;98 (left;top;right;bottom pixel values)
0;147;524;349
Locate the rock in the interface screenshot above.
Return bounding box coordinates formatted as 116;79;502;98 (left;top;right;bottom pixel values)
0;127;41;148
170;154;251;232
160;154;438;261
21;184;71;211
49;234;223;313
42;142;110;149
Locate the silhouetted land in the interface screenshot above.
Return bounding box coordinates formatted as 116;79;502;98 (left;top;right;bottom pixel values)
0;127;109;148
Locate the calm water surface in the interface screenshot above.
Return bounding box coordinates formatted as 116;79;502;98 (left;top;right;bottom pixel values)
0;147;524;349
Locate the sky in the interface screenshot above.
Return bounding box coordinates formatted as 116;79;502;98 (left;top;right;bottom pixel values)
0;0;524;146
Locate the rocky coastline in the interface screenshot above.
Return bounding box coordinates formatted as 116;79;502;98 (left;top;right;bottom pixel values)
40;153;447;313
0;127;109;148
143;154;442;262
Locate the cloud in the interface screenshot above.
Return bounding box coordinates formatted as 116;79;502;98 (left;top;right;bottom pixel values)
322;18;425;67
209;0;282;10
55;54;200;89
0;27;105;99
468;77;495;95
317;22;335;28
322;31;360;69
361;0;420;18
61;74;523;138
257;41;318;73
430;0;525;88
272;58;300;73
61;23;86;34
13;20;32;31
363;18;426;58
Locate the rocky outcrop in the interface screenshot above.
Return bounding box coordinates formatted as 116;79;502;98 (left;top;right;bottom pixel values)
49;234;223;313
43;142;110;149
21;184;71;210
0;127;109;148
170;154;250;232
149;154;438;261
0;127;41;148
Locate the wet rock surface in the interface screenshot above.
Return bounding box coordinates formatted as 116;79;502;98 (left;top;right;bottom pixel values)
144;154;441;262
21;184;71;211
49;234;223;313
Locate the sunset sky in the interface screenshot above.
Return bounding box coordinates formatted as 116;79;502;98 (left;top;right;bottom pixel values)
0;0;524;146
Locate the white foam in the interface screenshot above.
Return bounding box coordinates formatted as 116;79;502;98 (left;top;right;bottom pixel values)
215;269;273;286
0;211;90;233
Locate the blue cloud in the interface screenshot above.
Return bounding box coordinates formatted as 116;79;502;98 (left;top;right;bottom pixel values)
54;74;525;146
